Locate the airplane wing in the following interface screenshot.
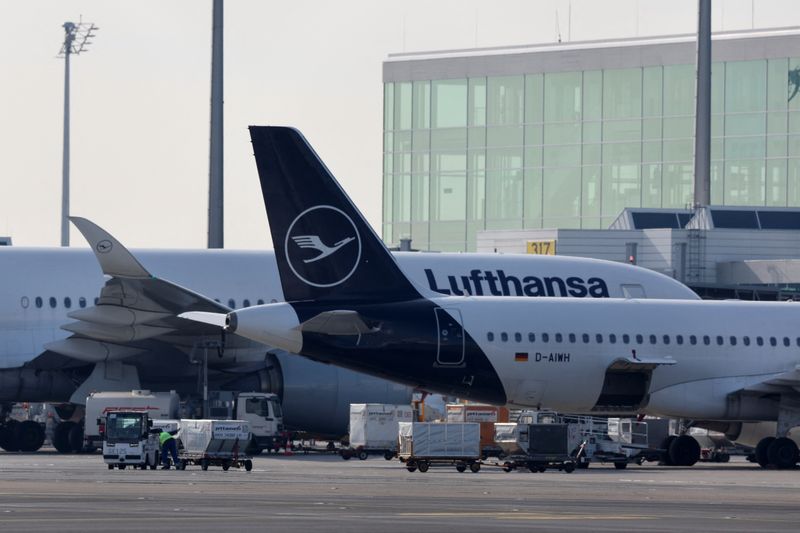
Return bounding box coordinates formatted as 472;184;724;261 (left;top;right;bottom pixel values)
737;366;800;395
43;217;253;366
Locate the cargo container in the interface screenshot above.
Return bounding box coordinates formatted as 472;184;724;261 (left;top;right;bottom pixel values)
177;419;252;471
344;403;413;460
493;422;576;473
446;404;509;458
398;422;481;472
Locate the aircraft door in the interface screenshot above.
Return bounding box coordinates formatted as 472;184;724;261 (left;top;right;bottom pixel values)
435;308;465;366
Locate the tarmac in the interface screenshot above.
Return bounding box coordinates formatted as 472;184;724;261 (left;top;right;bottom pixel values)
0;450;798;532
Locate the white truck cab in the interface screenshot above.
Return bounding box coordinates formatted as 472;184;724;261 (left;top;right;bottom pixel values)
208;392;285;454
101;410;160;470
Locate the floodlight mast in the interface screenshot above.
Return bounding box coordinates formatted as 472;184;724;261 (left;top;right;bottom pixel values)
59;20;98;247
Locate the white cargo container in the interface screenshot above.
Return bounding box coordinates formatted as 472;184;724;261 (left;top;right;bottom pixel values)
346;403;413;460
398;422;481;473
177;419;253;471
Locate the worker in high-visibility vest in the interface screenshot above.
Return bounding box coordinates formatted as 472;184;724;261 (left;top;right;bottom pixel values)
159;429;179;470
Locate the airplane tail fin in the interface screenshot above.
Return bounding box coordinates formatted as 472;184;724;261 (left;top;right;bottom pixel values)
249;126;423;303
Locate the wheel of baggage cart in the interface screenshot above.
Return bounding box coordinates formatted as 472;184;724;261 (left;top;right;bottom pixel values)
384;451;394;461
417;461;430;473
527;464;538;473
537;466;546;473
222;460;231;471
244;459;253;472
201;459;209;471
108;464;114;470
469;462;480;473
576;461;589;469
455;462;467;472
405;460;417;472
178;460;187;470
118;464;126;470
502;462;514;473
357;449;368;461
614;461;627;470
150;460;157;470
341;449;352;460
563;462;575;473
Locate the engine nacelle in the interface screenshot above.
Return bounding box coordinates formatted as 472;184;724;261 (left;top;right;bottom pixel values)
646;376;779;420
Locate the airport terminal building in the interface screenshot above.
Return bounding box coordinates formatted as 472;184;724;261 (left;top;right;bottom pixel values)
382;28;800;253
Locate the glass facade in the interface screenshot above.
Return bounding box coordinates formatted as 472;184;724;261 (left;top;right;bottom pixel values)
383;56;800;251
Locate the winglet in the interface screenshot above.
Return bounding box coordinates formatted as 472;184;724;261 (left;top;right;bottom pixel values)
70;217;151;279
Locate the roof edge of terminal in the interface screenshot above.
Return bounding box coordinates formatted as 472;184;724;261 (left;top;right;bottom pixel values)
386;25;800;62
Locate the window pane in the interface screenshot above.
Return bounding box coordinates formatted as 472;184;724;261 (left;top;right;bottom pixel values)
488;76;524;126
469;78;487;126
725;60;767;113
544;72;582;122
432;79;467;128
603;68;642;119
525;74;543;123
394;82;412;130
412;81;430;129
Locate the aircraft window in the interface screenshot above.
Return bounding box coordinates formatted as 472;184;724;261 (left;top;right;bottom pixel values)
689;335;697;345
797;337;800;347
542;333;550;343
596;334;603;343
783;337;790;347
622;334;630;344
487;332;494;342
757;337;764;346
743;336;750;346
79;297;87;308
663;335;670;345
703;336;710;345
635;334;643;344
568;333;576;343
501;332;508;342
609;334;616;344
243;299;251;308
582;333;589;343
716;336;723;346
49;297;56;308
515;332;522;342
730;336;737;346
649;335;657;345
770;337;777;347
528;333;535;342
257;299;265;305
35;297;42;308
676;335;683;345
228;299;236;308
555;333;563;343
64;297;71;309
20;296;29;309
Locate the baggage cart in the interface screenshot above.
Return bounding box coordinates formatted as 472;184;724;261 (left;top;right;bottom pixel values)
176;419;253;471
398;422;482;473
492;423;576;473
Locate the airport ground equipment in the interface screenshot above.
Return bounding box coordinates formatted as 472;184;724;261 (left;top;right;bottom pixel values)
176;419;252;471
446;403;509;458
101;410;160;470
342;403;413;460
398;422;481;472
207;391;285;455
492;423;576;473
83;390;180;453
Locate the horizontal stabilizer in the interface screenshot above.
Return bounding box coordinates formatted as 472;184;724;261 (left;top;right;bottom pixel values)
178;311;228;328
61;321;174;343
67;305;171;327
45;338;145;363
298;310;379;335
70;216;151;279
608;356;677;372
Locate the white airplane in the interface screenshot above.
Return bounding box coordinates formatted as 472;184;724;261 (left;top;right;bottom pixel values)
0;217;693;454
187;125;800;470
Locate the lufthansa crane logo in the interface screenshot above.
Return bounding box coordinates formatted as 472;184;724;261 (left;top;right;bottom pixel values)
285;205;361;288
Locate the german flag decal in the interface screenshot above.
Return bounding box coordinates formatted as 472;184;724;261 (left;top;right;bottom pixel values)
514;352;529;362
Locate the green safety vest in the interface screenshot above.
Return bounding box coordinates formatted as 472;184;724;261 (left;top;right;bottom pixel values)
159;431;174;446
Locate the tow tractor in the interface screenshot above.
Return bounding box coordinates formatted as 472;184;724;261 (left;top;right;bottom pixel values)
101;410;160;470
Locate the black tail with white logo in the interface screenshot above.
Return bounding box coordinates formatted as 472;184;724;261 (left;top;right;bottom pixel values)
249;126;421;304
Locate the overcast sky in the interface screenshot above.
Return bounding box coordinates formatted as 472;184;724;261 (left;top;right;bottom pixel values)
2;0;798;249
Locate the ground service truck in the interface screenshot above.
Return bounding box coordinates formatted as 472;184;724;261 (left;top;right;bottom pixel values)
85;390;284;455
